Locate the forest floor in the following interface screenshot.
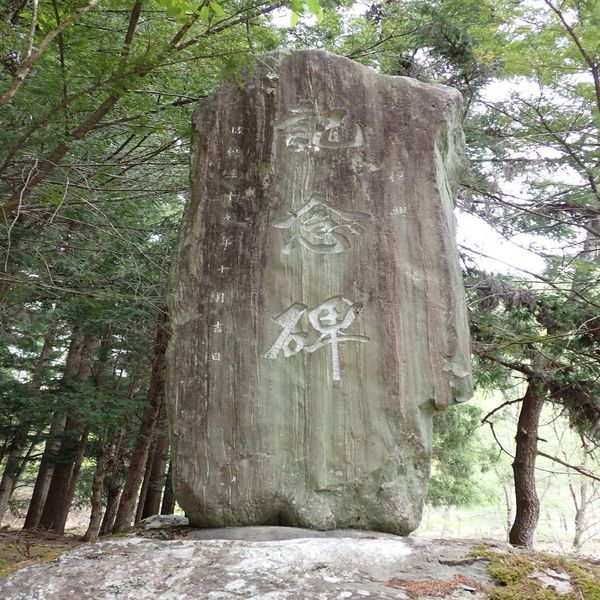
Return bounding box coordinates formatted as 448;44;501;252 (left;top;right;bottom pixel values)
0;529;81;577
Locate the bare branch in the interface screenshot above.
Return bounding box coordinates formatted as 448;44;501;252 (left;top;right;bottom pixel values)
538;450;600;483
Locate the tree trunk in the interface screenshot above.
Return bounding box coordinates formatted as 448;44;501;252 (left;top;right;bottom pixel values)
142;440;169;519
571;439;590;553
573;493;587;553
99;432;127;536
37;333;97;533
509;380;546;548
83;428;108;542
30;322;57;390
503;480;514;539
25;325;79;532
82;330;115;541
100;473;124;535
38;417;86;533
112;308;168;533
141;421;169;520
134;444;155;524
0;431;26;524
160;460;175;515
23;411;67;530
0;321;57;525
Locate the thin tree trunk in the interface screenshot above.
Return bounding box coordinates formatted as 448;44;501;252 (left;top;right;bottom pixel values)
30;322;57;390
141;421;169;520
503;480;514;539
99;432;128;536
134;444;155;524
38;334;97;533
0;432;26;524
0;438;8;465
0;429;37;521
23;412;66;529
112;308;168;533
38;416;84;532
100;472;124;535
58;428;89;532
572;440;590;553
573;491;587;553
81;329;115;541
509;380;546;548
82;428;108;542
160;460;175;515
1;321;58;526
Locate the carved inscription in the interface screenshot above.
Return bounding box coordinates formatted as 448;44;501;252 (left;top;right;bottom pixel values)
274;101;363;152
273;193;370;255
265;296;369;381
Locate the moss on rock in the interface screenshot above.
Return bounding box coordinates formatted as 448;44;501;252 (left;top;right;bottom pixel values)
470;545;600;600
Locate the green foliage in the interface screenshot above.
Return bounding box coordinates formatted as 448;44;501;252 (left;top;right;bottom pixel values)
428;404;498;507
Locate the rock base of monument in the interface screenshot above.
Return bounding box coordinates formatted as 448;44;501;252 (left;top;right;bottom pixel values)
2;522;595;599
0;527;492;599
180;483;423;535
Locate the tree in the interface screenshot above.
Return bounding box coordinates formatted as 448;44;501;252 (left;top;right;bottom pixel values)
427;404;497;509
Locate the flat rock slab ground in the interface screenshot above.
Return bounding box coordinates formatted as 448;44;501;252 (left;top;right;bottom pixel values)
0;526;500;599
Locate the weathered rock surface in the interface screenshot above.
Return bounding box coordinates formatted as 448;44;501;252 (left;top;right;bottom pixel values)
167;49;472;533
0;527;496;599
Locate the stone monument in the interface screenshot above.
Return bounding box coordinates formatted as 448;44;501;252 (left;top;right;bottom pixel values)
166;49;472;534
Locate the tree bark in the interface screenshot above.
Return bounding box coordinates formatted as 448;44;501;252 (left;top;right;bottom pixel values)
37;417;86;533
99;429;128;536
141;419;169;520
0;432;26;524
141;399;170;520
83;428;108;542
37;334;98;533
134;444;154;524
573;492;587;552
112;308;168;533
509;380;546;548
160;460;175;515
0;321;57;526
503;480;514;539
23;411;66;530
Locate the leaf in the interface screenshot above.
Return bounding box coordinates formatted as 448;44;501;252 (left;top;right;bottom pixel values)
200;4;210;22
305;0;322;19
209;1;225;16
290;10;299;27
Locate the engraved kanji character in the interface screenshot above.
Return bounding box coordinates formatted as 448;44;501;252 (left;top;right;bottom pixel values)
273;193;369;255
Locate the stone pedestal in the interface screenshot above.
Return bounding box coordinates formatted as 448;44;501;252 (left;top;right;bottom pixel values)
167;49;472;534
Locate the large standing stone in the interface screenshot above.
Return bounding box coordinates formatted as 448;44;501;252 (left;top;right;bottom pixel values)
167;49;472;534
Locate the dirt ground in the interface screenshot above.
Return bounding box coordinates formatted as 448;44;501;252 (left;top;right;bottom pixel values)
0;528;81;577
